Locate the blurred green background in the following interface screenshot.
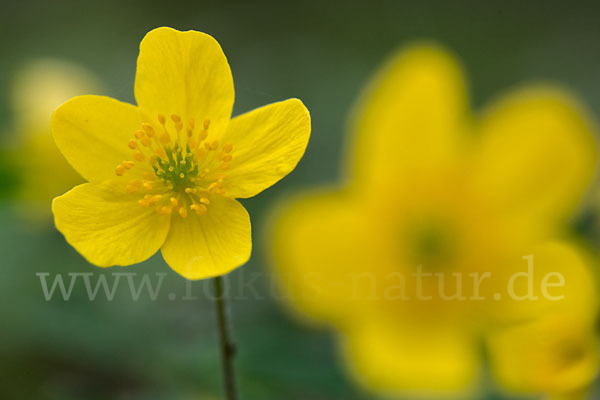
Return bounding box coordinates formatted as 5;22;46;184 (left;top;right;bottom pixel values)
2;1;600;399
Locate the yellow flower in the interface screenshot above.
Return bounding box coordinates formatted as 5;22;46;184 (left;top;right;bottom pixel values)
269;43;598;395
51;27;310;279
7;59;99;221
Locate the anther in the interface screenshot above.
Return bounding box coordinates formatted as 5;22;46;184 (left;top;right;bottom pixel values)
203;119;210;130
160;132;171;144
179;207;188;218
133;151;145;161
128;139;138;149
200;197;210;205
185;187;197;194
191;203;207;216
196;148;207;159
157;205;172;215
222;143;233;153
134;130;145;139
149;195;163;206
115;165;126;176
142;123;155;137
126;184;138;193
158;114;166;125
170;197;178;207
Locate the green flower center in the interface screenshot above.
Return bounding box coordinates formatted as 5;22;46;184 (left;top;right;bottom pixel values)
153;144;199;192
113;113;233;218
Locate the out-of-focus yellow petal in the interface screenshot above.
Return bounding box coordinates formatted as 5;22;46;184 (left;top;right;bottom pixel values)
487;241;598;396
160;196;251;280
10;60;100;220
269;189;389;326
51;95;147;183
12;59;100;137
52;182;170;266
221;99;311;198
340;316;479;394
489;241;597;326
348;43;469;189
18;130;83;218
474;87;597;232
487;315;598;397
134;27;234;138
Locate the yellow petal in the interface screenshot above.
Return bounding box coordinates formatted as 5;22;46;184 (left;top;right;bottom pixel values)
268;189;386;326
348;43;469;188
134;27;234;138
160;196;251;279
340;316;478;394
490;241;597;328
222;98;311;198
52;182;171;266
474;87;597;231
487;314;598;396
51;95;146;182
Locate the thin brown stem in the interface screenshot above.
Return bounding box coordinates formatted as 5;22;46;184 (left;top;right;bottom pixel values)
213;276;237;400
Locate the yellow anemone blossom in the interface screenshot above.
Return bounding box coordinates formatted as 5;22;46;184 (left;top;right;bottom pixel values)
269;43;598;396
51;27;310;279
7;59;99;220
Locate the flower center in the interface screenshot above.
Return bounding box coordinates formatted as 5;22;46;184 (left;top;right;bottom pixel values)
404;218;457;271
114;113;233;218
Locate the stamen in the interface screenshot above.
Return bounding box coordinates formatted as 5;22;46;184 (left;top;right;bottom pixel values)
122;161;135;169
142;123;155;137
191;203;207;216
121;113;232;217
149;195;163;206
187;119;195;137
160;132;171;144
179;206;188;218
126;184;138;193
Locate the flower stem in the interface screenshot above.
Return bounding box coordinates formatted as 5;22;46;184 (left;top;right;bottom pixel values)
213;276;237;400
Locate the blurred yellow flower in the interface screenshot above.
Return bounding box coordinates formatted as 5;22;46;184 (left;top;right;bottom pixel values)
5;59;99;221
269;44;598;396
51;27;310;279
